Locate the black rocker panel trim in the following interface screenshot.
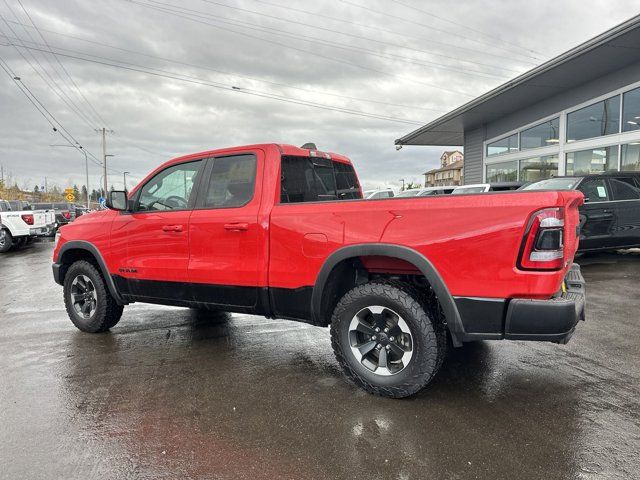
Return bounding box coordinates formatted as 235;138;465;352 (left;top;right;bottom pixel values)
113;276;268;314
269;286;314;323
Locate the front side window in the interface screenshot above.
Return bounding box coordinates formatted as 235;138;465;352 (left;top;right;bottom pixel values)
137;160;203;211
609;177;640;200
486;160;518;182
566;147;618;175
622;87;640;132
201;155;256;208
621;143;640;171
487;133;518;157
519;155;559;182
520;118;560;149
578;178;610;203
566;96;620;142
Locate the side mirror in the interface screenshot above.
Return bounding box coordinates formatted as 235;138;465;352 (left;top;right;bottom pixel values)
106;190;128;211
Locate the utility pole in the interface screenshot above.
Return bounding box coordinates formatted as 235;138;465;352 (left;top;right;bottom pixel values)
101;127;107;195
123;171;129;191
96;127;114;196
44;176;47;194
399;178;405;191
81;147;89;209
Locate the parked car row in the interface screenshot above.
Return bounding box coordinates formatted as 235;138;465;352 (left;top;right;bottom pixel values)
0;200;89;253
0;199;56;253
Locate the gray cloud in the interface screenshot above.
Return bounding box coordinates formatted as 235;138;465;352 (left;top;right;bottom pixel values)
1;0;638;192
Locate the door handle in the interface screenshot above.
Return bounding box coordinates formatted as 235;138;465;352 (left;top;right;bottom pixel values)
162;224;183;232
224;223;249;231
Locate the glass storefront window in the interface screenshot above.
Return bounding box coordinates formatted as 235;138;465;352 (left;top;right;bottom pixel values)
621;143;640;171
487;133;518;156
622;87;640;132
519;155;559;182
566;146;618;175
566;96;620;142
520;118;560;149
486;160;518;182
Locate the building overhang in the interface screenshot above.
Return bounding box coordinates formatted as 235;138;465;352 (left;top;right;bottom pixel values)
396;14;640;147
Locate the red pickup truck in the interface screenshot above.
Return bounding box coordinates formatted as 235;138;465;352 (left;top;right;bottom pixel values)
53;143;586;398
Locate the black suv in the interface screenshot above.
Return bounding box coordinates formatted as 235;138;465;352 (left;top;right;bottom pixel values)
522;172;640;252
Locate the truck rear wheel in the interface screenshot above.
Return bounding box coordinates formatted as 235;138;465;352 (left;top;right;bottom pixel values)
0;229;13;253
63;260;124;333
330;281;446;398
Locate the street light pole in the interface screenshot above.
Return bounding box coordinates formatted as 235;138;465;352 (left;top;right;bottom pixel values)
399;178;405;191
123;171;129;191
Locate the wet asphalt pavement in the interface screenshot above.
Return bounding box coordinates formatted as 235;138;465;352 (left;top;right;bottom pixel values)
0;242;639;480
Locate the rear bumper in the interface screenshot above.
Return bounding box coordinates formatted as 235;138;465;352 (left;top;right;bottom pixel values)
504;264;586;343
454;264;586;344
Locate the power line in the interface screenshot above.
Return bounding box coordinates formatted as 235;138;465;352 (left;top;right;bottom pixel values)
5;19;449;113
386;0;544;57
340;0;543;61
0;18;97;130
128;0;476;96
194;0;526;75
15;0;109;128
1;1;98;128
142;0;513;81
246;0;539;66
0;52;106;169
3;39;427;125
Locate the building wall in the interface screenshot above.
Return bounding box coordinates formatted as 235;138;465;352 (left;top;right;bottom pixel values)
463;127;484;184
463;60;640;183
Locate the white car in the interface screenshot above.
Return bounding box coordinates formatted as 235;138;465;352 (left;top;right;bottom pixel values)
362;188;395;199
396;186;456;197
451;182;524;195
0;200;56;253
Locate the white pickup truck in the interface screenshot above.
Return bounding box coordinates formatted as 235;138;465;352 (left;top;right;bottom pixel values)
0;200;55;253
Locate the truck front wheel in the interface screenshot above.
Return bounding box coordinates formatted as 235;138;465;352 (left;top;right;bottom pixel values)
63;260;124;333
0;229;13;253
330;281;446;398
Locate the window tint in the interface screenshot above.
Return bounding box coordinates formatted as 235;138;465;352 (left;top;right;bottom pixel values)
622;87;640;133
54;203;69;209
0;201;10;212
566;147;618;175
280;156;360;203
137;160;203;211
609;177;640;200
487;133;518;156
334;161;361;199
578;178;610;202
566;96;620;142
520;118;560;150
201;155;256;208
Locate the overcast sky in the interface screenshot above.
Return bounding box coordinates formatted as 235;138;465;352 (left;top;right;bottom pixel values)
1;0;639;192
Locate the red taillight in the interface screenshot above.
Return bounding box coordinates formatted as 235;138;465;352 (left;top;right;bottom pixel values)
21;214;34;225
519;208;565;271
62;211;71;220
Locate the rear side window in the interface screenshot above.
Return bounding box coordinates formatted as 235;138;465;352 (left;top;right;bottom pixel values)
578;178;610;202
609;177;640;200
280;155;361;203
201;154;257;208
334;161;360;200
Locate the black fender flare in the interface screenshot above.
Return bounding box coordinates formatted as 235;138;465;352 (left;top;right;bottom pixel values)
56;240;127;305
311;243;464;346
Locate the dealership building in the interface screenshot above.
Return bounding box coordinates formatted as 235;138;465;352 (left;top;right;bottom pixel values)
396;14;640;185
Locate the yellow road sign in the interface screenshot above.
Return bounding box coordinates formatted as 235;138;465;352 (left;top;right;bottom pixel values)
65;193;75;202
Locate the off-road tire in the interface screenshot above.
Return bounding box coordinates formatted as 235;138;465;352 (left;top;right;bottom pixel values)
64;260;124;333
0;229;13;253
330;280;447;398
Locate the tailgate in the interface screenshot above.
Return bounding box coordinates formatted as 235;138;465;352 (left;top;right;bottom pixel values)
32;210;48;228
